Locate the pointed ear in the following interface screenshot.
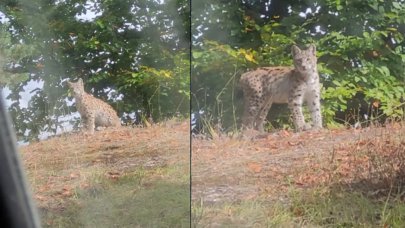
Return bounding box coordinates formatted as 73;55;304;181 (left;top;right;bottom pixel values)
308;44;316;54
291;45;301;55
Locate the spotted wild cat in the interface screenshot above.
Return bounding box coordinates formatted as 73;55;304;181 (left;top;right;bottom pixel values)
240;44;322;132
67;78;121;134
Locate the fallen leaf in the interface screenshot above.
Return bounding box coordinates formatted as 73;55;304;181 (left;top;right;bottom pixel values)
280;130;291;137
62;189;72;197
247;162;262;173
288;141;303;146
105;171;121;179
69;172;80;179
35;195;46;201
292;207;304;217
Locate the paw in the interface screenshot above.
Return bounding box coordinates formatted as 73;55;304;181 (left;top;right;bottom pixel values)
241;128;261;137
256;125;265;133
304;123;312;131
295;123;311;132
311;122;323;130
82;128;95;135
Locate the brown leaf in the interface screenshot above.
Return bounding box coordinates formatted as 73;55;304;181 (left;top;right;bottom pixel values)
69;172;80;179
247;162;262;173
280;130;291;137
35;195;46;201
288;141;303;146
372;100;380;108
292;207;304;217
62;189;72;197
105;171;121;180
264;142;279;149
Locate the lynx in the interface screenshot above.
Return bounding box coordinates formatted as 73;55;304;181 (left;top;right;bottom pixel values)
67;78;121;134
240;44;322;132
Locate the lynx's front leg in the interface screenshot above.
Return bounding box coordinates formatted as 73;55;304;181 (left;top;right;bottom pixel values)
306;88;322;129
83;114;96;134
288;86;308;131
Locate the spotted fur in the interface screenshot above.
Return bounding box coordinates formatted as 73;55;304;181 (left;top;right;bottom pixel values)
67;79;121;134
240;44;322;132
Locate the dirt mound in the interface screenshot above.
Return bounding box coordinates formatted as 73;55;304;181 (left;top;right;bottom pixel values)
192;123;405;204
20;119;190;227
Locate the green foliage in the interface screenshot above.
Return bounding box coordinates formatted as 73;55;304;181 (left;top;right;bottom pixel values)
192;40;258;130
192;0;405;132
0;0;190;141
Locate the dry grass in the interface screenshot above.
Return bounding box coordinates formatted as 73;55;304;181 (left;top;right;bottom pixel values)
192;122;405;227
20;119;190;227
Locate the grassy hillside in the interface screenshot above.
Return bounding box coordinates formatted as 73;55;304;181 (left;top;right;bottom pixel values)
192;123;405;227
20;119;190;228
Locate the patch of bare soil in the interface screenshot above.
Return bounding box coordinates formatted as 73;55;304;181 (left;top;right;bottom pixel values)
20;119;190;211
192;123;405;205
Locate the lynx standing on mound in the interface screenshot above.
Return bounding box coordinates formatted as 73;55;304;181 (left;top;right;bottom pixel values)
67;78;121;134
240;44;322;132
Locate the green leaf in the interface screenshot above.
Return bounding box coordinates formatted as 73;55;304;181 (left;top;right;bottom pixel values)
332;80;341;86
393;2;402;9
95;20;105;29
262;24;272;32
384;12;398;19
376;66;390;76
378;6;385;13
192;51;203;59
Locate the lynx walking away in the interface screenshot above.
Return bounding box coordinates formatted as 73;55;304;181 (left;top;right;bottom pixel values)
67;79;121;134
240;44;322;132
